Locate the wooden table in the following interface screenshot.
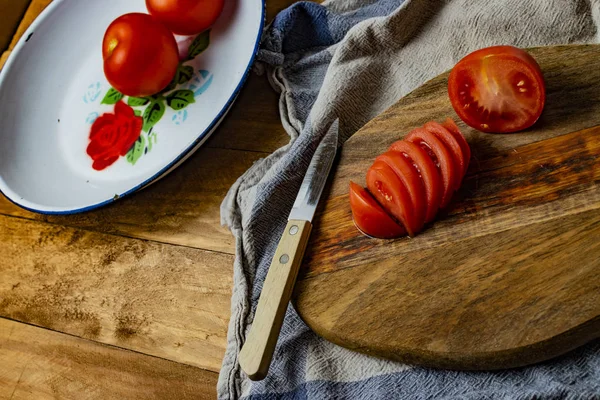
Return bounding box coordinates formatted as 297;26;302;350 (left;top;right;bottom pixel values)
0;1;296;398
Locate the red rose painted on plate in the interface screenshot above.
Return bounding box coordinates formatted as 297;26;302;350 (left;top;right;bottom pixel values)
87;101;143;170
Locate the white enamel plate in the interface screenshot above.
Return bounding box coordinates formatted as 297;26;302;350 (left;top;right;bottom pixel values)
0;0;265;213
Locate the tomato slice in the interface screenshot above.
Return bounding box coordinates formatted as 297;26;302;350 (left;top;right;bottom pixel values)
388;140;442;223
375;152;426;233
366;161;416;236
423;121;466;186
349;182;406;239
405;128;459;209
442;118;471;177
448;45;545;133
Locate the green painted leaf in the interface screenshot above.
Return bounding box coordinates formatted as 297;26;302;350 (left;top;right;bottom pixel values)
126;135;146;166
143;99;166;132
134;109;142;117
187;30;210;60
147;131;158;152
128;97;150;106
101;88;123;105
178;65;194;84
166;90;195;110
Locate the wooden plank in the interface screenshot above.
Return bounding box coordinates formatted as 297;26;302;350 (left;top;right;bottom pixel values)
205;73;290;153
296;44;600;370
0;0;29;52
0;51;9;70
0;318;218;400
0;215;232;372
0;147;262;254
7;0;51;51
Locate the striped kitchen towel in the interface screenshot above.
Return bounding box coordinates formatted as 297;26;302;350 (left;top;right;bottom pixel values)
220;1;600;398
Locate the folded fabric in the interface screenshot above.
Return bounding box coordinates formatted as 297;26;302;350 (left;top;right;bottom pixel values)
220;1;600;398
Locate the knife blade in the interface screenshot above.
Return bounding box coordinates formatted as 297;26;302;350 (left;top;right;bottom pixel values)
289;119;340;222
239;119;340;381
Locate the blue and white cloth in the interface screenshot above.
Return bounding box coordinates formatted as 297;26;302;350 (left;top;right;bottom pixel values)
220;1;600;398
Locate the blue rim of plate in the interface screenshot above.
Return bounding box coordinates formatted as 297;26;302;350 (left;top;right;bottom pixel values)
0;0;267;215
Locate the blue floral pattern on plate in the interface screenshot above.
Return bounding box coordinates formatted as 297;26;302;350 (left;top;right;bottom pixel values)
83;82;102;104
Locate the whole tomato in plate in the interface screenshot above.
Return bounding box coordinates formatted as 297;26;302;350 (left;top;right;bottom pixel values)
103;13;179;97
146;0;225;36
448;45;545;133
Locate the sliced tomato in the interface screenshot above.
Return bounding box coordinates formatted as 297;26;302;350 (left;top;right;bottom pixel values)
366;161;416;236
388;140;442;223
448;45;545;133
442;118;471;177
405;128;459;209
423;121;466;186
375;151;426;233
349;182;406;239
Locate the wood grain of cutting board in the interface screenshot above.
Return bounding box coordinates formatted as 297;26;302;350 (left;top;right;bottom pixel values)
293;44;600;370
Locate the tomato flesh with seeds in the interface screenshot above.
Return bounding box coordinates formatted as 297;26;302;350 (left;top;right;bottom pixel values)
349;182;406;239
448;45;545;133
405;128;459;209
442;118;471;177
366;161;416;236
423;121;466;188
349;119;471;239
375;151;426;233
388;140;443;223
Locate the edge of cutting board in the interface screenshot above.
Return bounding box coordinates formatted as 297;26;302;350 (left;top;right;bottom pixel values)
293;44;600;370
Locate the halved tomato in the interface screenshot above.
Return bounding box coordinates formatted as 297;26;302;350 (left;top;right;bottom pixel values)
405;128;459;209
448;45;545;133
349;182;406;239
423;121;466;186
388;140;442;223
375;152;426;233
442;118;471;177
366;161;416;236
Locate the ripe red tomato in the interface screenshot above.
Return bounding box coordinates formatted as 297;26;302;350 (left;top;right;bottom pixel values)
349;182;406;239
405;128;459;209
442;118;471;178
423;121;467;182
366;161;417;237
375;152;426;233
448;45;546;133
103;13;179;97
146;0;225;36
388;140;442;223
350;119;471;240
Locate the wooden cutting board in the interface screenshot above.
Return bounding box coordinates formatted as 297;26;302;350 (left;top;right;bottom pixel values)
293;44;600;370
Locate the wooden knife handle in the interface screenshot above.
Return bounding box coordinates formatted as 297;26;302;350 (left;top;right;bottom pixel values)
239;219;312;380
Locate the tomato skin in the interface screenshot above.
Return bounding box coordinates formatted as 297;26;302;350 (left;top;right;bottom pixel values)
103;13;179;97
448;45;545;133
388;140;442;223
349;182;406;239
367;161;416;236
375;152;426;233
423;121;466;185
146;0;225;36
442;118;471;178
405;128;459;209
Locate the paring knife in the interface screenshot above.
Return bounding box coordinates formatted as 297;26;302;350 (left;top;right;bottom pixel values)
239;119;340;381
